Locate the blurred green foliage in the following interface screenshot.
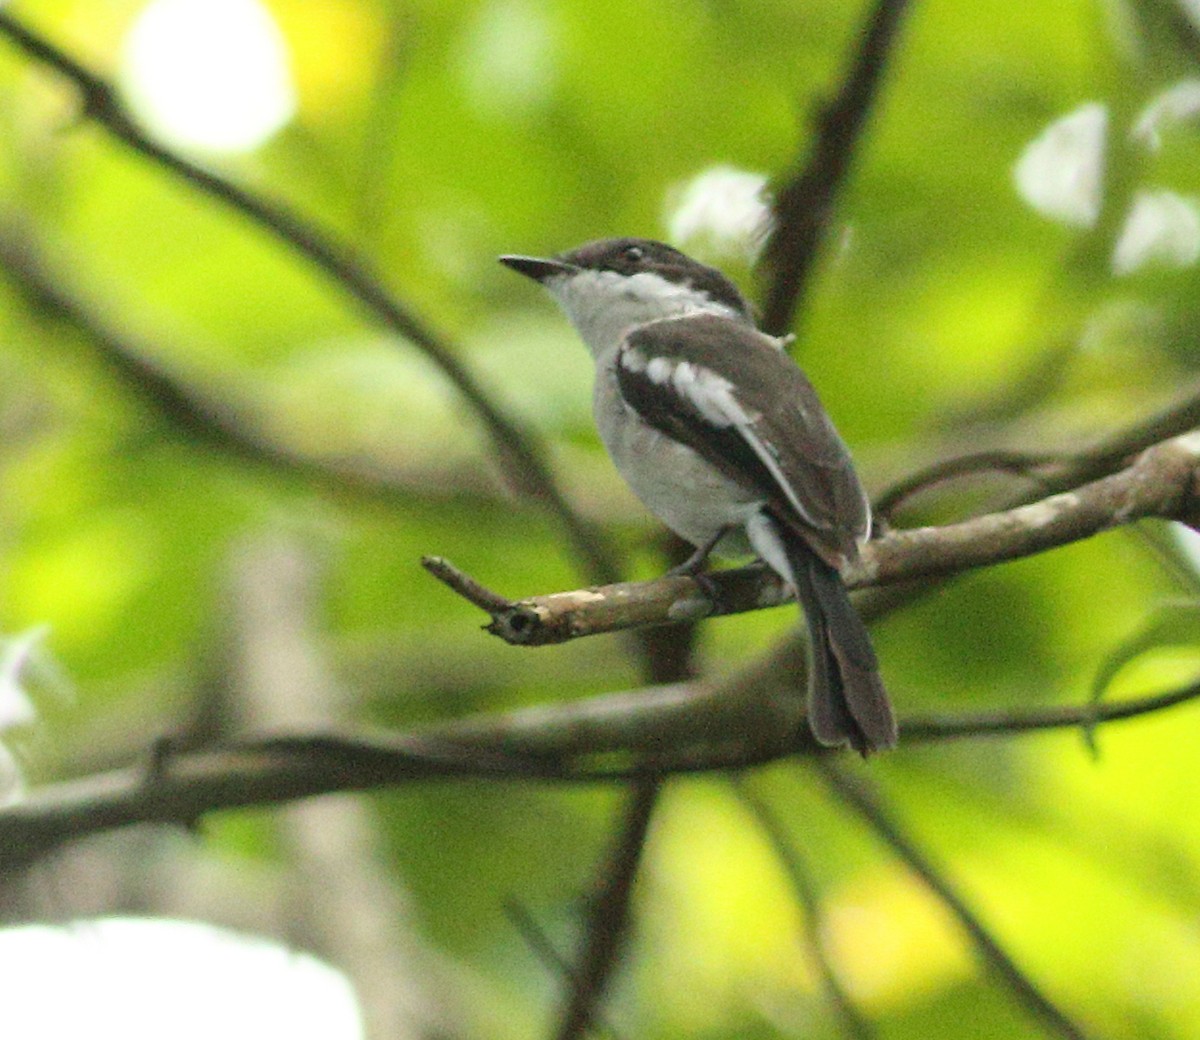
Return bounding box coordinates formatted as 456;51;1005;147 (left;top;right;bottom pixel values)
3;0;1200;1037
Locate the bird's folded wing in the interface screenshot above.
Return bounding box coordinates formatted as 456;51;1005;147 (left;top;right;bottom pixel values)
617;314;870;565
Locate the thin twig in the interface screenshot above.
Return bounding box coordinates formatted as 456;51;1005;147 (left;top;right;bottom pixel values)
1063;384;1200;489
503;900;626;1040
505;899;577;983
873;449;1061;520
814;761;1093;1040
874;379;1200;521
0;12;619;586
760;0;913;336
733;778;874;1039
421;556;514;616
553;779;658;1040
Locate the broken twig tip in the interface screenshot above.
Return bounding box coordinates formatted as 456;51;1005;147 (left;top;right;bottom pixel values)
421;555;513;615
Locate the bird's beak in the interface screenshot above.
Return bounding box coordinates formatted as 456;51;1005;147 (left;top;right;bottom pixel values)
498;254;577;283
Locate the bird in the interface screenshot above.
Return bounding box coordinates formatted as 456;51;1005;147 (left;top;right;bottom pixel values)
500;237;896;753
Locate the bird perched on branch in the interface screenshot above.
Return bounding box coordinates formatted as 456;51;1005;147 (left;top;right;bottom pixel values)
501;238;896;753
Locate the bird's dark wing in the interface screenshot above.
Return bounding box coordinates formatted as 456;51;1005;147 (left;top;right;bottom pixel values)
617;314;870;566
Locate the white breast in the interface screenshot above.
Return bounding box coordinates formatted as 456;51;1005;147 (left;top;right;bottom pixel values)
592;354;761;551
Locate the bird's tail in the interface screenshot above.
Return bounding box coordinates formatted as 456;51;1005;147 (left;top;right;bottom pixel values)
749;514;897;754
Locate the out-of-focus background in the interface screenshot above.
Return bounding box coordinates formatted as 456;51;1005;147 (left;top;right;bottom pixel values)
2;0;1200;1037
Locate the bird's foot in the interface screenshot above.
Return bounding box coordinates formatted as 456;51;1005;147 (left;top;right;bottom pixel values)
662;526;731;578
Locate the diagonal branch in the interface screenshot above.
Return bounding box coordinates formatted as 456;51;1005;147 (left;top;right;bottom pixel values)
427;435;1200;645
814;761;1093;1039
873;449;1062;521
0;224;496;506
504;901;627;1040
0;11;618;585
760;0;913;336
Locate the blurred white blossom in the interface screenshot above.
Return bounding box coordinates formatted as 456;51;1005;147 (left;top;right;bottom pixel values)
1013;102;1108;228
1111;189;1200;276
0;918;363;1038
665;166;773;262
1133;79;1200;150
121;0;295;154
0;743;23;807
0;627;45;733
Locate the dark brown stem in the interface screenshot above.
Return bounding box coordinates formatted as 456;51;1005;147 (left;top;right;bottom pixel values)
873;449;1061;520
760;0;913;336
503;900;628;1040
874;380;1200;520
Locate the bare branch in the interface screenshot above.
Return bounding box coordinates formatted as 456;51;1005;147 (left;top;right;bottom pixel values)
0;12;619;585
421;556;514;616
504;902;628;1040
3;675;1199;871
814;762;1094;1040
859;435;1199;579
760;0;913;336
1060;383;1200;488
431;436;1200;645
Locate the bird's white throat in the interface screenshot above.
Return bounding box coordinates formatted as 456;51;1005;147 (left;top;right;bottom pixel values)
545;268;743;359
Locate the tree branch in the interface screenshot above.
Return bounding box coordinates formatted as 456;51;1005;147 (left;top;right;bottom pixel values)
0;224;503;508
874;380;1200;519
814;762;1093;1040
428;435;1200;645
2;675;1199;871
760;0;913;336
873;449;1062;521
503;901;627;1040
0;12;619;585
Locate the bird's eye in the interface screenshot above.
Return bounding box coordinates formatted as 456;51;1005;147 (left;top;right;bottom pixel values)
622;245;645;263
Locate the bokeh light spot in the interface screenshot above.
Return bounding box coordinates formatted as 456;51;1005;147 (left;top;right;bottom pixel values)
120;0;296;155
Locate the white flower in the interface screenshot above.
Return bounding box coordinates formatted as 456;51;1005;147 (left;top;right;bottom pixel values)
0;627;45;733
1111;190;1200;276
121;0;295;154
1013;102;1108;228
665;166;774;262
1132;79;1200;150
